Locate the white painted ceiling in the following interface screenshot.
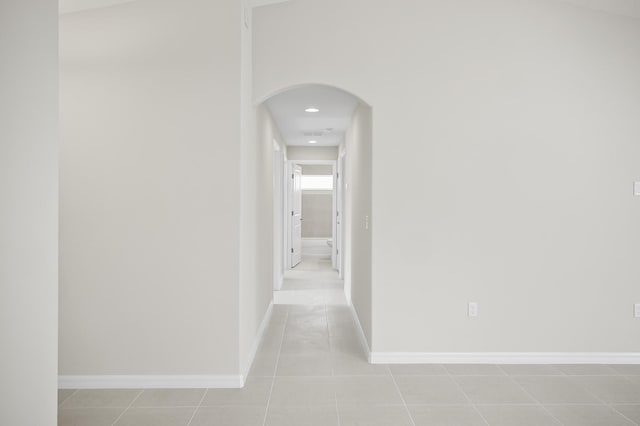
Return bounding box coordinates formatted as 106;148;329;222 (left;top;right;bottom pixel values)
58;0;287;15
559;0;640;19
59;0;138;14
266;86;360;147
59;0;640;18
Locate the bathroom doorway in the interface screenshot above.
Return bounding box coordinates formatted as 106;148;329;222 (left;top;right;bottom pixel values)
277;157;344;305
287;160;337;271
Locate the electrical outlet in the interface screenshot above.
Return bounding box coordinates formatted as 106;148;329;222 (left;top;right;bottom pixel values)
635;304;640;318
468;302;478;317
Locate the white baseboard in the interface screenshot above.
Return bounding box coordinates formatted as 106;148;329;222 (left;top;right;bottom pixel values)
241;302;274;381
349;304;371;360
59;303;275;390
58;374;243;389
275;275;283;291
369;352;640;365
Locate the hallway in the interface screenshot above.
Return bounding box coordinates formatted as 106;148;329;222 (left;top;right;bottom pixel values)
58;302;640;425
274;256;347;306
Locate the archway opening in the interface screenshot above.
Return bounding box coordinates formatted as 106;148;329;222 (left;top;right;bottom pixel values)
256;84;372;314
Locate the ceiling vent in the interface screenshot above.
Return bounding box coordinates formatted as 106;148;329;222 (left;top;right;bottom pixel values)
303;131;324;137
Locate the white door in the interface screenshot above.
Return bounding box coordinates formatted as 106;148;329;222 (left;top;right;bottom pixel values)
290;164;303;268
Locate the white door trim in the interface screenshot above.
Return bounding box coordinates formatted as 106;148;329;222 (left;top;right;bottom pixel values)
285;160;337;270
289;164;303;268
336;151;345;279
272;140;284;290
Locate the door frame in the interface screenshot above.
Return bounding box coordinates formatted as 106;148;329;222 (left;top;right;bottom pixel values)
285;159;338;271
272;139;285;291
289;164;303;268
336;151;345;279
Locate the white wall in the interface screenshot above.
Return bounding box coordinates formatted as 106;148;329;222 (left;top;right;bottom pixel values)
300;165;335;239
303;164;334;175
254;0;640;355
0;0;58;423
287;146;338;161
268;112;288;292
302;193;333;238
238;93;281;376
60;0;242;377
343;103;373;347
238;0;260;379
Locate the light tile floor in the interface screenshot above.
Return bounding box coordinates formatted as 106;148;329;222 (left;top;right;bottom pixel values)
275;256;347;305
59;255;640;426
59;303;640;425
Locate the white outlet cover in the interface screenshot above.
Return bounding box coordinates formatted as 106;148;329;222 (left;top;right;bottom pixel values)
635;182;640;196
468;302;478;317
635;304;640;318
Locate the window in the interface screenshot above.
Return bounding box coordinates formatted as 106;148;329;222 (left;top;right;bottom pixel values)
301;175;334;191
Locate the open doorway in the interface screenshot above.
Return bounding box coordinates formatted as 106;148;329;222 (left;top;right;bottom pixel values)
259;84;371;307
288;160;336;270
279;157;344;305
281;159;341;303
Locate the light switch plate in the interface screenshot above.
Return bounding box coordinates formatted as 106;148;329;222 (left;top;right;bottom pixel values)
635;304;640;318
635;182;640;196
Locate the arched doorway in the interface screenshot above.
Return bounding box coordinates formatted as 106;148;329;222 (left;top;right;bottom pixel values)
256;84;372;309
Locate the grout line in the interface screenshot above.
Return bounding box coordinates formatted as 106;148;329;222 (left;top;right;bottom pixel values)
110;389;144;426
324;303;336;377
111;404;211;409
270;373;464;379
511;370;640;426
447;368;490;426
572;377;612;406
577;384;640;426
260;307;289;426
185;388;209;426
610;406;640;426
596;376;640;426
58;389;79;408
504;365;566;426
326;303;342;426
387;368;417;426
331;303;341;425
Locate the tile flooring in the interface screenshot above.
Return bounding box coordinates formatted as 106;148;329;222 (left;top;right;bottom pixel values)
58;259;640;425
274;256;347;305
59;303;640;425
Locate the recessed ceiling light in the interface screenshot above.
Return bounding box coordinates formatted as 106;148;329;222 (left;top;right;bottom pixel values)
308;140;318;144
305;107;320;113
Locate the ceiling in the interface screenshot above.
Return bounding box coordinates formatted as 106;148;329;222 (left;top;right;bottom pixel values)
59;0;138;14
59;0;640;17
559;0;640;19
266;86;360;147
58;0;290;15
